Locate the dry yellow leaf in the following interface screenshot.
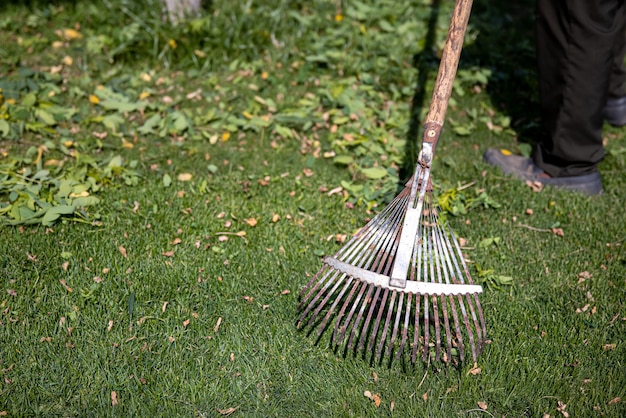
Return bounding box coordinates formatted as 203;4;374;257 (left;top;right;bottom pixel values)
52;41;64;49
62;28;83;40
221;132;231;142
139;91;151;100
272;214;280;223
467;362;481;375
245;218;258;227
62;56;73;66
178;173;193;182
168;39;177;49
214;317;222;333
261;71;269;80
89;94;100;104
217;407;238;416
477;401;488;410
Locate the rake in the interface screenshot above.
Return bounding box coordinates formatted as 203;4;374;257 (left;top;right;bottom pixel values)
297;0;486;365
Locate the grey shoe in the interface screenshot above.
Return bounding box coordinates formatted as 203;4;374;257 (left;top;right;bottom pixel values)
605;96;626;127
483;148;603;196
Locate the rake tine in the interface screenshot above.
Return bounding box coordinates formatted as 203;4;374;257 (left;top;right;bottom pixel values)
422;294;430;363
347;283;375;350
430;209;454;363
366;288;389;360
297;267;339;324
386;290;404;360
434;220;467;361
317;275;356;337
397;291;412;360
357;285;382;353
332;279;362;344
376;290;397;361
335;280;368;346
306;272;348;331
411;292;421;363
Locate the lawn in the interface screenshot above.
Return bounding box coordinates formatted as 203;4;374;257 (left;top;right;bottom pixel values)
1;0;625;416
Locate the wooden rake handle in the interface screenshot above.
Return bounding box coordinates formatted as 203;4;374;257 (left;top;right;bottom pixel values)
423;0;474;149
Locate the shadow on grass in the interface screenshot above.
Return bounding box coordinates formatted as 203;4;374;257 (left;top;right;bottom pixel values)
401;0;539;183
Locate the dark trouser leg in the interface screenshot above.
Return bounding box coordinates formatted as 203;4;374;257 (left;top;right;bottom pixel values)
534;0;625;177
609;5;626;98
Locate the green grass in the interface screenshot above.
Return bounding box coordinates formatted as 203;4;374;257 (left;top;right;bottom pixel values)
1;0;625;416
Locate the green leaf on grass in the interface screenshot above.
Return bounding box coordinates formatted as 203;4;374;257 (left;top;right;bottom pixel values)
360;167;387;179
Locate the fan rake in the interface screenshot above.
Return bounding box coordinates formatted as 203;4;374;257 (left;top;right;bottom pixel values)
296;0;486;366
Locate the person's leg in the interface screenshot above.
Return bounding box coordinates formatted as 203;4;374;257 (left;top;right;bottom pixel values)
604;3;626;126
533;0;623;177
608;3;626;99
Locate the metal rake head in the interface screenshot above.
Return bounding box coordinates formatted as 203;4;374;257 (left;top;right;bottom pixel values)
297;173;486;366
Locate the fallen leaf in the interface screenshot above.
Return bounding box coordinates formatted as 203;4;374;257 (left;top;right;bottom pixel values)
242;296;254;302
372;393;381;407
422;391;428;402
162;301;168;313
281;289;291;295
178;173;193;182
217;407;238;416
302;168;314;177
372;372;378;382
526;208;534;215
214;317;222;333
272;214;280;223
608;397;621;405
467;362;481;375
119;246;127;258
603;343;616;351
183;319;190;327
62;261;69;271
245;218;258;227
551;228;564;237
7;289;16;297
162;250;175;257
477;401;488;410
107;320;114;332
525;180;544;192
171;238;182;245
59;279;73;293
93;276;103;283
111;391;118;406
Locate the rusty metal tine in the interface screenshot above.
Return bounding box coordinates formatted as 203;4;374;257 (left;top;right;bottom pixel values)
335;280;368;345
357;285;382;352
320;277;360;341
425;227;441;362
386;291;404;359
422;294;430;363
320;276;357;339
376;290;397;361
299;265;335;308
438;223;477;359
429;204;452;362
397;292;412;360
306;272;348;330
347;283;375;350
297;267;340;324
434;219;467;361
366;288;389;358
412;292;421;363
430;208;457;362
447;226;486;353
